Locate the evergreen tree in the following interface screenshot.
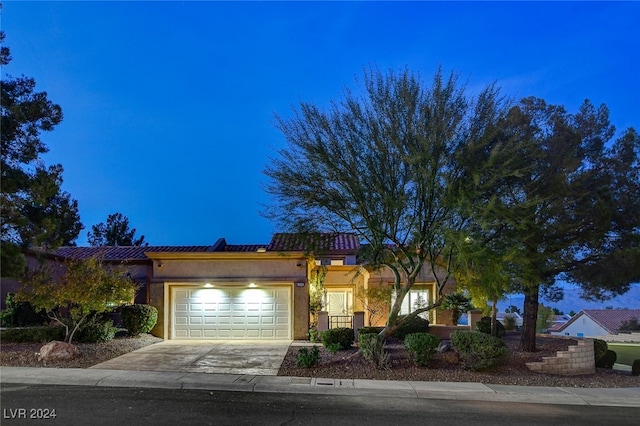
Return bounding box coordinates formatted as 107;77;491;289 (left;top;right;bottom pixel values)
1;31;82;277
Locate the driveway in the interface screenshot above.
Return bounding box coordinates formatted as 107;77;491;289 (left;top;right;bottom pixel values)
90;340;292;375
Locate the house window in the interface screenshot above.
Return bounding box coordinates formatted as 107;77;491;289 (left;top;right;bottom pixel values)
326;291;353;316
391;288;430;320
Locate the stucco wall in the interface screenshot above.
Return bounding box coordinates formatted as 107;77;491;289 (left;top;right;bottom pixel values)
553;315;609;337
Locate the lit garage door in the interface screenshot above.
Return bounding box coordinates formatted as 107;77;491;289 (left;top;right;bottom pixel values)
172;286;291;339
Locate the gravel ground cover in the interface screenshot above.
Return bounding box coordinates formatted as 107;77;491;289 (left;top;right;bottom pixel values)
1;331;637;388
277;332;639;388
0;333;162;369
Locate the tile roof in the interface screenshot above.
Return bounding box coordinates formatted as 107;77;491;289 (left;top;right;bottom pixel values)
45;246;213;261
33;233;360;261
268;232;360;252
558;309;640;334
222;244;268;252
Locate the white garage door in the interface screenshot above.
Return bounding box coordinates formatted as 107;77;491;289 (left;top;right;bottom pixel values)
172;286;291;339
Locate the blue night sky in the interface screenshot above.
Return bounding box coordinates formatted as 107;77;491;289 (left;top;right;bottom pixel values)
2;1;639;247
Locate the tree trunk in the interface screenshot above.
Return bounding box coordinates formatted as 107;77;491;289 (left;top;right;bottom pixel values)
520;285;539;352
381;277;412;338
491;299;497;337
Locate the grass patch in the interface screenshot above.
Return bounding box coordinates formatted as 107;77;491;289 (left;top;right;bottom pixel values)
607;344;640;366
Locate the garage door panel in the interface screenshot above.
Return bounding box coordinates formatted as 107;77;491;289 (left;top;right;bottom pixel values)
172;286;291;340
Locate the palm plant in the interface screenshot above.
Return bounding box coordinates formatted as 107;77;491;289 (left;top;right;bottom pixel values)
441;292;473;325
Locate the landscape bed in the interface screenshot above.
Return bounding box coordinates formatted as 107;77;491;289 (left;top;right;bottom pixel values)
277;333;640;388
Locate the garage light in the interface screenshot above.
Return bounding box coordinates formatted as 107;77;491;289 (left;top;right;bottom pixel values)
204;283;213;288
249;282;256;288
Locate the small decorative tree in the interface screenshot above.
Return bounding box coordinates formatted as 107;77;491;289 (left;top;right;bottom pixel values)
441;291;473;325
17;255;137;344
308;264;327;328
355;284;393;326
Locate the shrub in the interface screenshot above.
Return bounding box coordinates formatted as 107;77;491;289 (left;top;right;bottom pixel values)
1;293;47;327
0;326;65;343
74;315;117;343
359;333;390;369
320;327;354;351
632;359;640;377
502;315;517;331
308;327;320;343
121;304;158;336
404;333;440;367
393;315;430;340
595;349;617;369
358;326;385;335
593;339;608;362
451;330;508;371
296;346;321;368
476;317;505;338
325;342;342;354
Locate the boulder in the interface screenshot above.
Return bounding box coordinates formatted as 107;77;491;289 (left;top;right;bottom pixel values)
437;340;452;353
38;341;79;365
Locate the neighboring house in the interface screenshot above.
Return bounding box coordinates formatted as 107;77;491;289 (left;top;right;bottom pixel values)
551;309;640;338
547;314;572;333
9;233;455;341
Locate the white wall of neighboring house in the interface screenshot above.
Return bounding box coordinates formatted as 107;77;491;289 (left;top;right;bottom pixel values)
551;314;609;337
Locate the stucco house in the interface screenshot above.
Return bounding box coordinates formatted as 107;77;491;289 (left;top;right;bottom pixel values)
7;233;455;341
551;309;640;338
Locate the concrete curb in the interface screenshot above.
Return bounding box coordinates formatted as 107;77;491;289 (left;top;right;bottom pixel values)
2;366;639;407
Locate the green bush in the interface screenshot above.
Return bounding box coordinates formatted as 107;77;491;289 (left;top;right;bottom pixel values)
296;346;321;368
121;304;158;336
632;359;640;377
320;327;354;351
358;326;385;335
1;293;47;327
451;330;509;371
404;333;440;367
74;315;117;343
593;339;608;362
595;349;617;369
308;327;320;343
358;333;390;369
393;315;430;340
502;315;517;331
475;317;505;338
0;326;65;343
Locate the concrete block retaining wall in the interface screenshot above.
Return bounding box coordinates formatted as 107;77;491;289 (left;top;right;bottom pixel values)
526;338;595;375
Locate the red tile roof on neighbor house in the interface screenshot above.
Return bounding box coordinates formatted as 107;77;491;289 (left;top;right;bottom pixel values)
557;309;640;334
267;232;360;252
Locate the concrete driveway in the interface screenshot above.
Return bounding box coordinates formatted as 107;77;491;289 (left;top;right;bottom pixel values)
90;340;292;375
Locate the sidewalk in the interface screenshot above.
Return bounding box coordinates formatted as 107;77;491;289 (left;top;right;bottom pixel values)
2;366;639;407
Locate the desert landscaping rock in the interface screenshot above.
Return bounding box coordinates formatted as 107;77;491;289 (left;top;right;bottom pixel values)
37;341;80;364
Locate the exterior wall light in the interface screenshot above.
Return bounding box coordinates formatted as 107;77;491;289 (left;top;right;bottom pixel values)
249;283;257;288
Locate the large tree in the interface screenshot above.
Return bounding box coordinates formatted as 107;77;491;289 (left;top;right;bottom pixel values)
87;212;148;247
461;97;640;351
264;67;508;335
1;31;82;277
